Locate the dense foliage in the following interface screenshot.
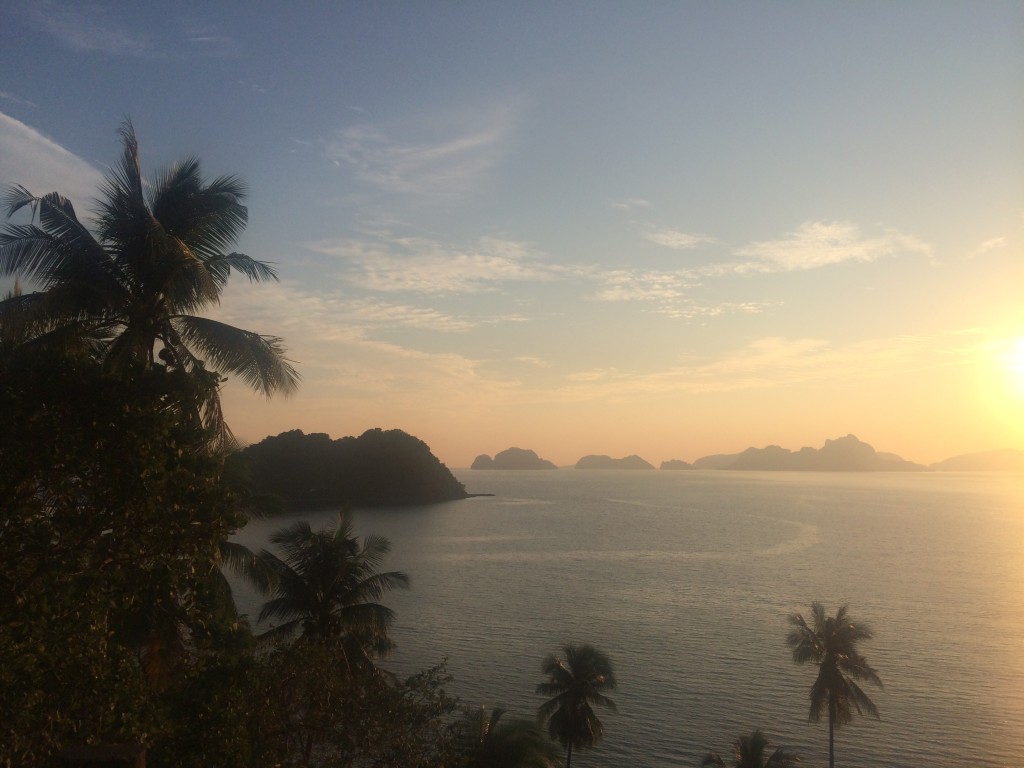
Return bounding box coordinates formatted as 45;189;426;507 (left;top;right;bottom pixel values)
0;348;245;764
233;428;468;508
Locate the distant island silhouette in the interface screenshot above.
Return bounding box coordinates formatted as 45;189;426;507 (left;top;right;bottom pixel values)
233;428;469;508
575;454;656;470
685;434;923;471
465;437;1022;473
660;459;693;470
472;447;558;469
929;449;1024;472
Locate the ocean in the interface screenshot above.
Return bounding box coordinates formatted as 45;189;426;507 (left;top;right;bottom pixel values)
230;469;1024;767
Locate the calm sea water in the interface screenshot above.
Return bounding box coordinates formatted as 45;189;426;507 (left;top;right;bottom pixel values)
231;470;1024;767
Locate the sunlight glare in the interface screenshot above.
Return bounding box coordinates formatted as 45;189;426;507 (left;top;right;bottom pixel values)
1006;337;1024;397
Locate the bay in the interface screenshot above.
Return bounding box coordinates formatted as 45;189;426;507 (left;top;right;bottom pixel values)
230;469;1024;767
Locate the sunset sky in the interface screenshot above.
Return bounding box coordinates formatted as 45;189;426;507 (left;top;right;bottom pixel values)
2;2;1022;468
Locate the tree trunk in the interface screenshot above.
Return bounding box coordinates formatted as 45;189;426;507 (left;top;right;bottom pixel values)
565;742;573;768
828;698;835;768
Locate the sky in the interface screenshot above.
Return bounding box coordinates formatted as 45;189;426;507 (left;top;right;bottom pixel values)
1;1;1022;468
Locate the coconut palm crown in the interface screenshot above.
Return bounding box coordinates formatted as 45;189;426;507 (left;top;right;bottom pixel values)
253;512;410;669
0;120;299;443
786;603;882;768
459;706;559;768
536;643;617;768
702;729;800;768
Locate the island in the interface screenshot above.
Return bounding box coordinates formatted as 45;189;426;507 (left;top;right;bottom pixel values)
232;428;469;508
689;435;924;471
660;459;693;470
471;447;558;469
575;454;656;470
930;449;1024;472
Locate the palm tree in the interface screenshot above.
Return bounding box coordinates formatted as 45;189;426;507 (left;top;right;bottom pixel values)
0;120;299;444
252;512;410;670
536;643;617;768
702;729;799;768
459;706;559;768
786;603;882;768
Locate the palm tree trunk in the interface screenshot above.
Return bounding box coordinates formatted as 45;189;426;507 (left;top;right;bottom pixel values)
828;698;835;768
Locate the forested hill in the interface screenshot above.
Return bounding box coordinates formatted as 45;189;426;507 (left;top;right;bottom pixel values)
233;429;468;508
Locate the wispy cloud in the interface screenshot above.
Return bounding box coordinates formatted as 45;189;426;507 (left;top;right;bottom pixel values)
593;270;689;302
729;221;932;273
548;332;982;404
185;29;241;57
306;233;564;294
23;2;239;58
656;301;770;320
325;103;517;196
216;281;474;337
610;198;651;210
643;228;717;250
238;80;266;94
0;91;37;109
590;267;768;319
0;112;103;213
968;236;1006;259
513;356;552;368
26;1;155;56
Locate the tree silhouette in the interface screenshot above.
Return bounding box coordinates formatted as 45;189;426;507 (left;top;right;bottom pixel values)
702;729;799;768
0;120;298;445
536;643;617;768
459;705;559;768
252;512;409;671
787;603;882;768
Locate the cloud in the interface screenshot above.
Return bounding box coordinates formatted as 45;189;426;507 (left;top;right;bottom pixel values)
325;103;517;196
590;267;768;319
0;91;37;109
730;221;932;273
215;281;474;337
26;1;155;56
610;198;651;210
22;3;239;58
643;228;717;250
238;80;266;94
655;301;770;320
0;112;104;214
593;270;688;302
306;234;564;294
513;356;552;368
545;332;980;405
968;236;1006;259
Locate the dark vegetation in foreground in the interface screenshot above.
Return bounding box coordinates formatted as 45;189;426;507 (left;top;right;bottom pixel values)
1;123;883;767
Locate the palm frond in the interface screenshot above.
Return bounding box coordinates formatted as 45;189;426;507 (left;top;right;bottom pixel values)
0;225;62;281
173;314;300;397
219;540;277;593
2;184;41;218
150;161;249;261
205;251;279;286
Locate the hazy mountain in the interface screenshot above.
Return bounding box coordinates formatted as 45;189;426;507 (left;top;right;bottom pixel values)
575;454;656;469
690;435;924;471
233;428;468;508
930;449;1024;472
471;447;558;469
660;459;693;470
